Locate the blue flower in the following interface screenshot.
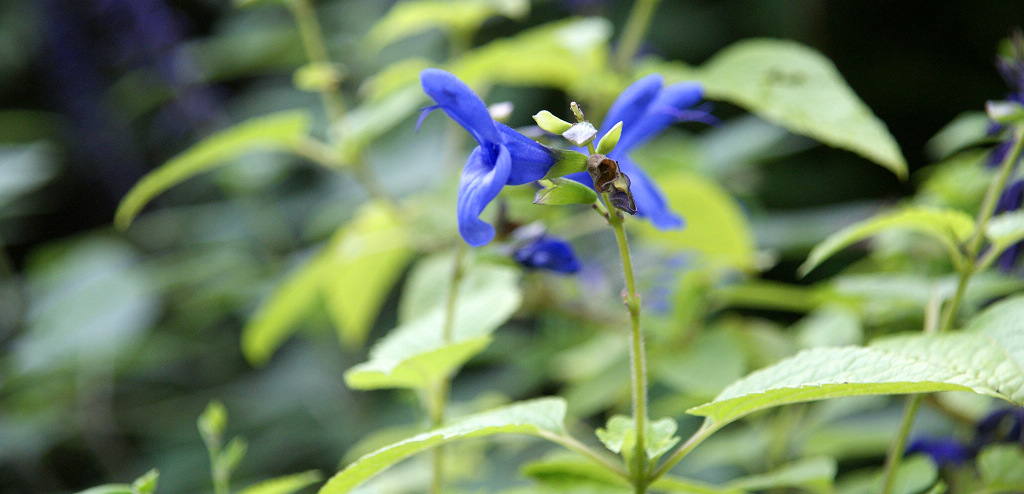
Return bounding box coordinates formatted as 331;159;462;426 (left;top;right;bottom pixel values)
420;69;559;247
992;180;1024;272
513;235;581;274
568;74;708;228
906;437;972;466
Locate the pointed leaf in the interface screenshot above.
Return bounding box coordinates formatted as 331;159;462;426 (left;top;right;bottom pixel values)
689;39;907;178
344;260;520;390
321;202;413;348
318;398;567;494
198;400;227;452
799;207;975;276
130;469;159;494
594;415;679;460
115;111;310;229
237;470;323;494
595;121;623;155
534;178;598;206
533;110;573;135
689;294;1024;426
364;0;529;50
595;415;633;455
645;417;680;460
541;150;588;180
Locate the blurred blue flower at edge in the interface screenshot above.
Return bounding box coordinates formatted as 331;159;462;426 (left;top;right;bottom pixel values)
567;74;707;229
906;437;972;466
513;235;581;273
420;69;560;247
906;407;1024;468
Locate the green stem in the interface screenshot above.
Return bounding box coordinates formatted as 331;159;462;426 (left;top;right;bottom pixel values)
538;431;629;478
880;126;1024;494
650;421;722;481
600;191;649;491
426;244;468;494
287;0;345;122
614;0;663;72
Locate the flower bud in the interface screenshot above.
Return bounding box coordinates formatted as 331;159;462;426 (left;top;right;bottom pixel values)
533;110;573;134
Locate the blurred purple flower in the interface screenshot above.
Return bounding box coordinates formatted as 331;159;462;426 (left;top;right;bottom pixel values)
513;235;581;274
906;437;972;466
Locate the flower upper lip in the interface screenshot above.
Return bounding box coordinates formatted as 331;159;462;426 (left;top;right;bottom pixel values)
420;68;558;246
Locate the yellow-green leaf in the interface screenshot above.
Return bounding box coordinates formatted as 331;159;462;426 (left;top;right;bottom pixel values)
364;0;529;50
799;206;976;276
115;111;310;229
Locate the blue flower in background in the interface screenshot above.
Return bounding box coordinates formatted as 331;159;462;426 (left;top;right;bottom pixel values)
986;30;1024;168
513;235;581;274
906;437;972;466
993;180;1024;272
974;407;1024;448
568;74;708;229
420;69;559;246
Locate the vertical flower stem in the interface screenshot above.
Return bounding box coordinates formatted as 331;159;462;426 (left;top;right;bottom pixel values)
614;0;663;72
286;0;394;206
426;243;468;494
600;191;649;492
287;0;345;121
880;125;1024;494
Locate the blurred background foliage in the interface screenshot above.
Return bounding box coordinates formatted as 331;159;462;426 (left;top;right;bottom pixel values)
2;1;1024;493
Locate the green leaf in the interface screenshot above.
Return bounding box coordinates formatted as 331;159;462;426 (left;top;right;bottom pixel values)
336;87;424;163
449;17;612;93
688;39;907;178
115;111;310;229
594;415;679;460
978;445;1024;491
198;400;228;452
364;0;529;50
690;294;1024;426
130;469;159;494
636;172;757;270
798;206;976;277
595;121;623;155
344;260;521;390
521;456;630;490
925;111;991;160
215;437;248;479
321;202;413;348
794;305;863;349
75;486;133;494
542;150;589;180
241;253;328;366
986;210;1024;258
725;457;836;492
687;346;991;425
240;201;412;365
534;178;598;206
317;398;567;494
237;471;322;494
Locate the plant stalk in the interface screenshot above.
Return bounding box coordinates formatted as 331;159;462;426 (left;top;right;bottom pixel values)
880;125;1024;494
287;0;345;122
614;0;663;72
600;191;649;491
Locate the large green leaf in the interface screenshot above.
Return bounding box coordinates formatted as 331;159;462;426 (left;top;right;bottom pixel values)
449;17;612;94
321;202;413;348
344;259;521;390
241;201;410;365
364;0;529;50
636;172;757;270
689;295;1024;426
798;206;976;276
115;111;310;229
318;398;567;494
521;455;630;491
685;39;907;178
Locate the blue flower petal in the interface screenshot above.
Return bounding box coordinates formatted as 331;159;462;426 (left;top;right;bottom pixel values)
420;69;500;147
457;145;512;246
614;81;704;152
617;155;683;229
906;437;972;466
497;123;558;185
513;235;581;273
601;74;662;140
